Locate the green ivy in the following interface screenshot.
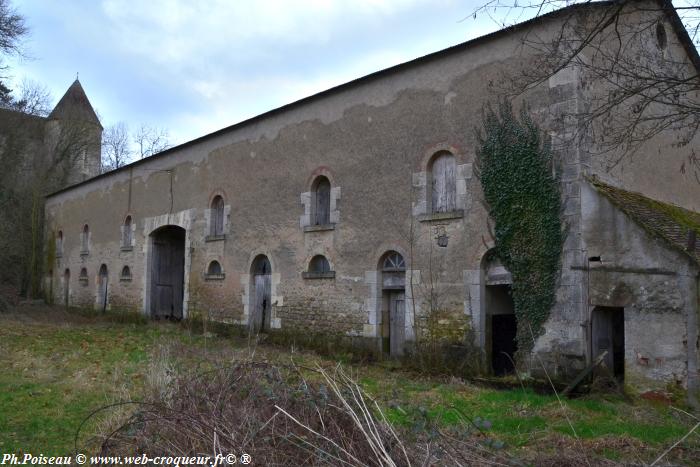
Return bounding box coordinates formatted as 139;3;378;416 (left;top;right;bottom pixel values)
476;101;563;353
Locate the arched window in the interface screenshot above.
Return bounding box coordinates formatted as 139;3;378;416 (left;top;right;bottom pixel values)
207;260;222;275
309;255;330;273
120;265;132;281
382;251;406;272
122;216;132;248
210;195;225;236
303;254;335;279
312;176;331;226
81;224;89;254
56;230;63;257
430;152;456;213
79;267;88;284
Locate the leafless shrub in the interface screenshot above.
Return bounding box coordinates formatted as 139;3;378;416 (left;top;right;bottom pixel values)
88;350;505;466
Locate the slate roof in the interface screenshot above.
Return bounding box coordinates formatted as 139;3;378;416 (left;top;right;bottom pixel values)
48;79;102;128
589;178;700;266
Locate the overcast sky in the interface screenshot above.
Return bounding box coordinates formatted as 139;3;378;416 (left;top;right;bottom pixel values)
7;0;544;153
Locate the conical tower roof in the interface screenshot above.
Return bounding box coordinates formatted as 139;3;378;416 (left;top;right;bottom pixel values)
48;79;102;128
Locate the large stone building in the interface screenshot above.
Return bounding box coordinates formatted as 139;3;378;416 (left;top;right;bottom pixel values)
44;2;699;401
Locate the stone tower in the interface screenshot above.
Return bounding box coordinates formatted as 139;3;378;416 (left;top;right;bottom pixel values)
46;79;102;186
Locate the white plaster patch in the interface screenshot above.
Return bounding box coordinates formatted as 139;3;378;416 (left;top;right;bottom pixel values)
444;91;457;105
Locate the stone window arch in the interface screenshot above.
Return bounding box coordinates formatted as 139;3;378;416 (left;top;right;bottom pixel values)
311;176;331;226
210;195;225;236
79;267;88;285
301;168;340;232
56;230;63;258
205;260;225;280
122;215;133;249
429;151;457;213
80;224;89;255
120;265;132;281
303;254;335;279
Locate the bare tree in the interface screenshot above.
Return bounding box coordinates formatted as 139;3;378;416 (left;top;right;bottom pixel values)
469;0;700;174
13;78;52;116
134;124;170;159
102;122;131;171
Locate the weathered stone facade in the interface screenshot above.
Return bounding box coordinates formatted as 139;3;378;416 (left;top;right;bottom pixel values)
44;2;699;401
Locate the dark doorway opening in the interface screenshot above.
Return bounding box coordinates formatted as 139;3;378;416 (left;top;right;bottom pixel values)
250;255;272;334
487;284;517;375
149;226;186;320
592;306;625;380
97;264;109;312
63;269;70;308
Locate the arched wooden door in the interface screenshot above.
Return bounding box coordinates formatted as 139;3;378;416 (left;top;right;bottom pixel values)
250;255;271;334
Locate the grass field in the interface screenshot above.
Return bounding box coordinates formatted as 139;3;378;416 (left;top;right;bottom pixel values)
0;304;698;465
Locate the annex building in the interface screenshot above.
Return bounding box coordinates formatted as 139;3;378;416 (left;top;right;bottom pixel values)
44;1;700;402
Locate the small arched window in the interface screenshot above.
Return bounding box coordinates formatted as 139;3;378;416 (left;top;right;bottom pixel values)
210;195;225;236
81;224;89;254
205;260;224;280
208;260;222;275
122;216;132;248
309;255;331;273
56;230;63;257
430;152;456;213
120;265;132;281
303;254;335;279
312;176;331;226
79;267;88;284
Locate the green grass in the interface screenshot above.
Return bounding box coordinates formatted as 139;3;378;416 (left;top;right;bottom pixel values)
0;306;698;464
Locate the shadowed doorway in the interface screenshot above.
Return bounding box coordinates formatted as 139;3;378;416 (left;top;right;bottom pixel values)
250;255;272;334
149;226;185;320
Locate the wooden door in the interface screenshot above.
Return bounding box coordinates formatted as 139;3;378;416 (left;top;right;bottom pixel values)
152;239;172;318
252;273;271;333
389;292;405;357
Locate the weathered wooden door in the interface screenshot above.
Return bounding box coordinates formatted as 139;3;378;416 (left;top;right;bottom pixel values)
431;153;456;213
389;292;405;357
98;265;108;311
251;272;271;333
150;227;185;319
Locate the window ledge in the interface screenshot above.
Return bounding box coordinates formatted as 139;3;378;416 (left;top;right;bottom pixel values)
302;271;336;279
79;277;88;284
417;210;464;223
303;224;336;233
56;252;63;259
205;234;226;242
119;276;132;282
205;273;226;281
120;246;133;252
80;250;90;257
